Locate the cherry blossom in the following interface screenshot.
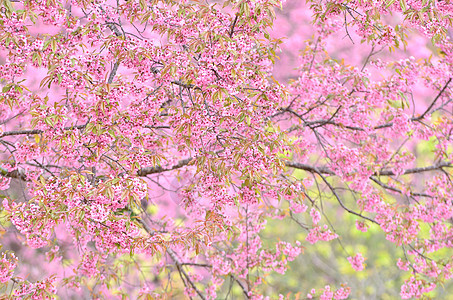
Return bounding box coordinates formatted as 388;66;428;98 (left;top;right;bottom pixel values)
0;0;452;298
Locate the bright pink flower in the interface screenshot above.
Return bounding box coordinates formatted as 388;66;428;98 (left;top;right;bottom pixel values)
348;253;366;271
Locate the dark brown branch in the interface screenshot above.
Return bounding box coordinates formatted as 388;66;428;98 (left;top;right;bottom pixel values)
171;80;201;91
231;274;250;299
315;171;379;224
106;23;123;37
370;177;432;198
289;211;310;230
229;14;239;38
1;152;192;183
143;125;170;129
415;78;452;120
134;215;206;300
343;10;355;44
105;22;122;84
108;61;120;84
0;125;86;138
0;167;27;181
0;124;167;138
285;162;335;175
179;263;212;268
285;160;450;221
168;249;207;300
377;161;452;176
306;119;365;131
281;78;452;131
0;129;44;138
1;156;193;181
310;105;342;129
286;161;451;177
0;110;26;126
138;158;193;176
283;108;365;131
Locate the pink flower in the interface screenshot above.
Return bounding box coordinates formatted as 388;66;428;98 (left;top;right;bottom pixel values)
310;208;321;224
290;201;307;213
0;176;10;190
320;285;334;300
355;220;368;232
348;253;365;271
306;225;338;244
0;253;17;283
397;258;410;271
334;286;351;299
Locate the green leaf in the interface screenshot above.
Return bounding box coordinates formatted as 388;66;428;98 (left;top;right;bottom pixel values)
386;0;396;8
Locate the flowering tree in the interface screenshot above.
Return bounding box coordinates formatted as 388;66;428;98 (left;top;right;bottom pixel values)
0;0;452;298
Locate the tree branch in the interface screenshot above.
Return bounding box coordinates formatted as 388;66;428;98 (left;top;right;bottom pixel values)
168;249;207;300
138;158;193;176
0;124;167;138
285;161;451;177
377;161;452;176
315;171;379;224
415;78;452;120
0;125;86;138
0;167;27;181
280;78;452;131
108;61;120;84
370;176;432;198
134;214;206;299
285;162;335;175
229;13;239;38
105;22;122;84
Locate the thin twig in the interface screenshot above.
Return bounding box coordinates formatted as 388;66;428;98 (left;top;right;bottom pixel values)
415;78;452;120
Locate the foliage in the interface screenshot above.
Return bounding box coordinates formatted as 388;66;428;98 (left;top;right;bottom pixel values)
0;0;452;298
